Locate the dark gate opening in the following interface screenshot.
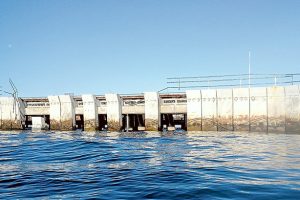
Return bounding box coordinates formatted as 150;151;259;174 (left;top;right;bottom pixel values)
25;115;50;130
122;114;145;131
161;113;187;131
75;114;84;130
98;114;107;131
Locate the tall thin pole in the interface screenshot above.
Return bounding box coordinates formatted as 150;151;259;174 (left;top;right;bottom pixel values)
248;51;251;88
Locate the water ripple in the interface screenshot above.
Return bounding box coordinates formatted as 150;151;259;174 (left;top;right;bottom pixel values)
0;131;300;199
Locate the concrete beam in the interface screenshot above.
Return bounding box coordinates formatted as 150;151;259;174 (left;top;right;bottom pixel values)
105;94;122;131
0;97;24;130
186;90;202;131
144;92;160;131
82;94;99;131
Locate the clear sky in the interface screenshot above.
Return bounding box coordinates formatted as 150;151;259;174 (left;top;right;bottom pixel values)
1;0;300;97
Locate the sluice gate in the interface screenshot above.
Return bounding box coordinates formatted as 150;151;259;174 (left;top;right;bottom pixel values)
0;84;300;133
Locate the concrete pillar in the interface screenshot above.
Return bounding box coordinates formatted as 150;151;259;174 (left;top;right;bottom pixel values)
0;97;24;130
250;87;267;132
82;94;99;131
267;86;285;133
201;89;217;131
144;92;160;131
105;93;122;131
48;95;75;131
186;90;202;131
233;88;250;131
285;85;300;133
217;89;233;131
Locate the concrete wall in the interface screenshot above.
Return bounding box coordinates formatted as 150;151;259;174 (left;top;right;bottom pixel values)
105;94;122;131
217;89;233;131
233;88;250;131
144;92;160;131
250;87;268;132
48;95;75;131
82;94;99;131
285;85;300;133
186;90;202;131
201;89;217;131
0;97;24;130
267;86;285;133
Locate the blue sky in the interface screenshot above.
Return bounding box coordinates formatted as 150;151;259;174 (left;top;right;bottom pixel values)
0;0;299;97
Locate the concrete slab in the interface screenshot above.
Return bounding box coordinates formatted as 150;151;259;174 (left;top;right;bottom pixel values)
217;88;233;131
267;86;285;133
201;89;217;131
250;87;268;132
233;88;250;131
186;90;202;131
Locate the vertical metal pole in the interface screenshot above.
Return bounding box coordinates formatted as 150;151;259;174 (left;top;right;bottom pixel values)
248;51;251;88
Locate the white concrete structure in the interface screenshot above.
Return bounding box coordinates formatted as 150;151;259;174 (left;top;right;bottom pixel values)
285;85;300;133
48;95;75;130
250;87;267;132
105;94;122;131
186;90;202;131
201;89;217;131
267;86;285;133
2;84;300;133
217;89;233;131
0;97;24;130
144;92;160;131
233;88;250;131
82;94;99;131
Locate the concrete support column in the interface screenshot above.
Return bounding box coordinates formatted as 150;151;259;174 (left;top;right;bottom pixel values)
144;92;160;131
217;89;233;131
250;87;267;132
48;96;61;130
0;97;24;130
267;86;285;133
201;89;217;131
48;95;75;131
186;90;202;131
105;93;122;131
285;85;300;133
233;88;250;131
82;94;99;131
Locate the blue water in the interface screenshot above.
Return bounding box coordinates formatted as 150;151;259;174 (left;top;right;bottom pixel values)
0;131;300;199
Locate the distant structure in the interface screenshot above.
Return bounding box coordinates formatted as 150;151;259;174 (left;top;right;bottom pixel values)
0;74;300;133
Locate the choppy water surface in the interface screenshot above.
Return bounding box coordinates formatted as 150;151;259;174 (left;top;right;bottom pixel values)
0;131;300;199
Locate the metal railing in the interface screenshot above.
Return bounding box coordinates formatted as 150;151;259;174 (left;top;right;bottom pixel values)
159;73;300;93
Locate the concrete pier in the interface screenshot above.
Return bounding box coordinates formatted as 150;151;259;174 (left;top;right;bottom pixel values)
233;88;250;131
105;94;122;131
144;92;160;131
2;85;300;133
201;89;217;131
0;97;24;130
217;89;233;131
285;85;300;133
250;87;268;132
82;95;99;131
48;95;75;131
267;87;285;133
186;90;202;131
